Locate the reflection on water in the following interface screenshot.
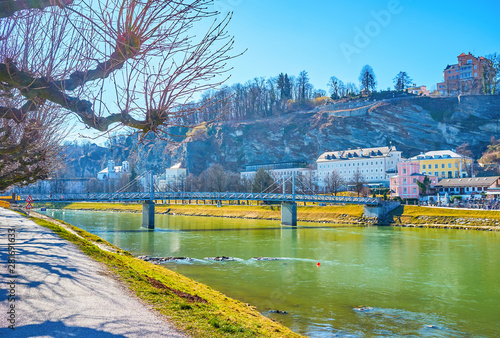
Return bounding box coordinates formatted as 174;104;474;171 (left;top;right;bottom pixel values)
42;209;500;337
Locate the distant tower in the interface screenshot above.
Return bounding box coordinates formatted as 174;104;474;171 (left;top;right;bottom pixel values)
122;161;130;172
108;160;115;173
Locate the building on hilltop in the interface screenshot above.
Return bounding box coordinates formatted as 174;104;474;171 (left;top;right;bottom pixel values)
316;146;402;189
436;52;492;96
406;85;430;96
409;150;473;179
390;161;438;199
97;160;130;181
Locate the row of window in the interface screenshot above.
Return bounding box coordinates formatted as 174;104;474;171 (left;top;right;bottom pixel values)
318;160;390;170
422;171;458;178
422;163;458;169
440;187;484;192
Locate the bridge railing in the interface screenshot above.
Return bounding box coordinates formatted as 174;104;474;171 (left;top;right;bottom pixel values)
21;191;381;205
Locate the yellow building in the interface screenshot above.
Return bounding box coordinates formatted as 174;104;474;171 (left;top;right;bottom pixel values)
410;150;473;179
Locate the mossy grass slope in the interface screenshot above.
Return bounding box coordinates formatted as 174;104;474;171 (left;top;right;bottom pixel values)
31;216;302;337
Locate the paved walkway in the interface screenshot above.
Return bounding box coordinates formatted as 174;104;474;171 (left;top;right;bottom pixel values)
0;208;186;337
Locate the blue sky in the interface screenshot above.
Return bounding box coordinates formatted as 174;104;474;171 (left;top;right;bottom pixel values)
217;0;500;92
72;0;500;142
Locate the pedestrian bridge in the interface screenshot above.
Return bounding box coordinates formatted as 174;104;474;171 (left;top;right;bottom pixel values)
21;191;381;205
20;191;388;228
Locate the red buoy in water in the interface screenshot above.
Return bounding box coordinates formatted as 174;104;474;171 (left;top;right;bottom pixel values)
317;262;320;267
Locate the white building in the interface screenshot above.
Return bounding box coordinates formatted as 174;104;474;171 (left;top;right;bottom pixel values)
97;160;130;181
316;146;401;189
158;163;187;190
240;161;310;181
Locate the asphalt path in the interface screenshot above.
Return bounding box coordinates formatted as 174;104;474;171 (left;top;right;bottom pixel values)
0;207;187;337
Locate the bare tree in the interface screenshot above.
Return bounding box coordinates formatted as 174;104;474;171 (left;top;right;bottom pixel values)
324;171;345;196
328;76;344;99
0;108;65;191
351;169;366;197
0;0;238;190
1;0;237;134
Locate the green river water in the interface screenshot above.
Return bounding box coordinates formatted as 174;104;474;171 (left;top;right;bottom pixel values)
41;209;500;337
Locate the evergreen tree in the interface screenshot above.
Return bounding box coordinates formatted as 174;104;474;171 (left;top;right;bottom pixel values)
359;65;377;92
393;71;413;91
252;169;275;193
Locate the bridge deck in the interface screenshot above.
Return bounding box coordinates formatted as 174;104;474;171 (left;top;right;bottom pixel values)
20;192;381;206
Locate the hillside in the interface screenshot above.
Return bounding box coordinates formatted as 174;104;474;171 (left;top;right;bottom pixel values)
61;95;500;177
171;95;500;174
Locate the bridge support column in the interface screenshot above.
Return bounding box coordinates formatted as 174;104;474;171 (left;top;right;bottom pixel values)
281;202;297;226
363;205;384;218
142;201;155;229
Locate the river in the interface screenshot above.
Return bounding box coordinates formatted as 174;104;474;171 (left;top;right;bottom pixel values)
41;209;500;337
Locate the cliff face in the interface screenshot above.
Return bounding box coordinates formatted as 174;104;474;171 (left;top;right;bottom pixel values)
61;95;500;177
168;95;500;174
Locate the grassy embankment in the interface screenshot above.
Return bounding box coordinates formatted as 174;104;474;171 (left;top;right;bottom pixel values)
36;201;370;225
391;205;500;230
26;212;302;337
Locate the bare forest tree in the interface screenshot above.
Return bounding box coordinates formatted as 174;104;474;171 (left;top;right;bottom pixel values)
323;171;345;196
0;107;65;191
482;53;500;95
350;169;366;197
0;0;238;190
328;76;344;99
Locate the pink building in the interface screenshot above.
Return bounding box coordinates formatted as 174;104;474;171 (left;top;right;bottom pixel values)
390;161;438;199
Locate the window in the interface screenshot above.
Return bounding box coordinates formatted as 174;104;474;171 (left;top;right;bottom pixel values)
423;164;426;169
448;163;451;168
435;172;439;176
467;59;472;64
403;188;407;193
403;169;407;174
474;65;477;69
435;164;438;169
413;188;417;193
441;164;445;168
441;171;445;177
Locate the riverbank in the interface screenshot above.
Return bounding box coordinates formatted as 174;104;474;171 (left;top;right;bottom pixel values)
35;202;372;225
391;205;500;231
13;208;301;337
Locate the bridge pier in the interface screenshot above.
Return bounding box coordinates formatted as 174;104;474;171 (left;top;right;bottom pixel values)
363;201;400;222
363;204;384;218
142;201;155;229
281;202;297;226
